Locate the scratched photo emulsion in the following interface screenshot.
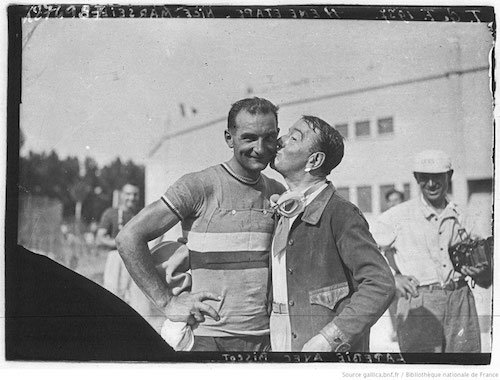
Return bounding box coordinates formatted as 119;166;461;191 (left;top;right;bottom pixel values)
5;4;495;364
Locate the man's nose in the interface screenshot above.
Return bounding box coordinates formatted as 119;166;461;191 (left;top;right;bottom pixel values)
254;139;265;154
427;178;436;187
277;136;286;149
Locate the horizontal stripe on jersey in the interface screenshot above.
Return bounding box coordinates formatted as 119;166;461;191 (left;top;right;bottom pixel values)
185;230;272;252
190;250;268;270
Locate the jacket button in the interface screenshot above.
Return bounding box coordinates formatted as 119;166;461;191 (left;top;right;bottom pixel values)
288;239;294;246
288;267;293;274
292;333;297;339
288;300;294;306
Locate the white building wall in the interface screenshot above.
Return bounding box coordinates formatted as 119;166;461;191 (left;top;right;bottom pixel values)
146;22;493;228
144;20;493;352
272;73;491;221
147;67;493;225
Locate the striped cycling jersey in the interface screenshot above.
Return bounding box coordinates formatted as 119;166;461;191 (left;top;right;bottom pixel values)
162;163;285;337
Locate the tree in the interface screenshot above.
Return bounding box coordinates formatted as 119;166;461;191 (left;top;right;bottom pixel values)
19;151;145;224
99;158;145;208
69;180;91;224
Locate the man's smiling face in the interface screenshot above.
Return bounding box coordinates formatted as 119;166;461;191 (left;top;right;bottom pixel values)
227;110;279;176
415;171;451;205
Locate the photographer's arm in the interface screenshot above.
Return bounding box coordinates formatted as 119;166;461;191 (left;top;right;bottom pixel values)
459;217;492;288
461;263;491;288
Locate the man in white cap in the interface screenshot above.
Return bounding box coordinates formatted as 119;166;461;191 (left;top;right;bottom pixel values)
371;150;491;353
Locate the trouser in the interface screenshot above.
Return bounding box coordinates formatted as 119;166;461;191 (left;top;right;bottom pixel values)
270;311;292;351
396;284;481;353
192;335;271;351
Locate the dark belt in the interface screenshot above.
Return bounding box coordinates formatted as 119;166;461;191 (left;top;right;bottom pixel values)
418;278;468;291
272;302;289;314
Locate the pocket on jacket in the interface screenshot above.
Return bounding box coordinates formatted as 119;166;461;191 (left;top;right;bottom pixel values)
309;282;350;310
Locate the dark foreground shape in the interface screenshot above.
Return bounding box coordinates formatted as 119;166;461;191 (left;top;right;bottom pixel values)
5;245;175;361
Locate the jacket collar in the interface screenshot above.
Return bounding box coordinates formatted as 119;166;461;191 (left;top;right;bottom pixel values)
418;194;459;220
300;182;336;225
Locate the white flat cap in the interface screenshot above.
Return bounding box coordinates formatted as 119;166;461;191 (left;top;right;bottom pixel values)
413;150;453;173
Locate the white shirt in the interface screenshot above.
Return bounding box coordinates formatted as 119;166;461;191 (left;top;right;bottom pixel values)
371;195;478;286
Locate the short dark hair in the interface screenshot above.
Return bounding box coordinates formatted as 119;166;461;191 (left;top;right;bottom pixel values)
385;189;404;202
227;97;279;132
302;115;344;177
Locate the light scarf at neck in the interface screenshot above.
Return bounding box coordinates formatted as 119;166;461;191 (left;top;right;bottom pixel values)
271;180;327;218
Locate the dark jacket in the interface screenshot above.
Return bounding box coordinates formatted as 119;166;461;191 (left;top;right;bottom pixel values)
272;184;395;351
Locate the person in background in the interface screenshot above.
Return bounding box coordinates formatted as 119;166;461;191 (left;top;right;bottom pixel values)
116;97;285;351
371;150;491;352
269;115;395;352
385;189;404;210
96;183;149;311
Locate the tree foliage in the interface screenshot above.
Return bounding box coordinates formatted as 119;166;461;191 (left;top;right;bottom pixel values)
19;150;145;224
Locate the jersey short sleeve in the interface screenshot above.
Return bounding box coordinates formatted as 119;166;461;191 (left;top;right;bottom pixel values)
161;172;209;221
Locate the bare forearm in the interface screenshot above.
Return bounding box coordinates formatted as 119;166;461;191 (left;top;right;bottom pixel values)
116;231;171;309
110;199;221;324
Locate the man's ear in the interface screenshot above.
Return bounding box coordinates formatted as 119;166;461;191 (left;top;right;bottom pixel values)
447;170;454;188
306;152;326;172
448;170;454;181
224;129;234;149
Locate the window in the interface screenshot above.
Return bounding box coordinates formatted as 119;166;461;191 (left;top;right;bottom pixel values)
355;120;370;137
381;184;409;212
356;186;372;213
377;117;394;134
336;187;350;201
335;123;348;139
